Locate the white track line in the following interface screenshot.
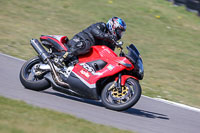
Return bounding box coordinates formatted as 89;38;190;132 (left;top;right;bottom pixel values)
0;53;25;62
142;96;200;113
1;52;200;113
154;98;200;113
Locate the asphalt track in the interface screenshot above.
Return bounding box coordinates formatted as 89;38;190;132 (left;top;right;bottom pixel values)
0;53;200;133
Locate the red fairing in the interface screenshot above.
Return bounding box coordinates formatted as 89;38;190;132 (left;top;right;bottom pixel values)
115;75;138;86
78;45;117;62
73;45;134;85
40;35;68;51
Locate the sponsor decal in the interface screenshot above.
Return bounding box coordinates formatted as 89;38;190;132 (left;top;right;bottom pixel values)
72;72;96;88
107;64;114;71
80;70;90;78
79;63;95;75
79;63;103;77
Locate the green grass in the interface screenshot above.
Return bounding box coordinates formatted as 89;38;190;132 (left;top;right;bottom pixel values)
0;0;200;108
0;96;132;133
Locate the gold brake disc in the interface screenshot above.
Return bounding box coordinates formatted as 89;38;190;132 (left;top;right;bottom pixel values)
111;86;129;99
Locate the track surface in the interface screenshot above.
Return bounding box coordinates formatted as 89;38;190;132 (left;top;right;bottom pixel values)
0;54;200;133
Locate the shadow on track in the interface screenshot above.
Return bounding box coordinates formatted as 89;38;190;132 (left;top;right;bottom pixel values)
124;108;169;120
42;90;103;107
43;90;169;120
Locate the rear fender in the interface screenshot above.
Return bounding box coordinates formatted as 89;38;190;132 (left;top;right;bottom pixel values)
40;35;68;52
115;75;138;86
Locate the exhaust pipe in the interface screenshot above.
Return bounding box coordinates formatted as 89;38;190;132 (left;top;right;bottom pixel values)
47;59;70;88
30;39;50;62
30;39;70;88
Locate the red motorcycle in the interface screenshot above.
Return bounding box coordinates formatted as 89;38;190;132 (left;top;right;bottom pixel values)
20;35;144;111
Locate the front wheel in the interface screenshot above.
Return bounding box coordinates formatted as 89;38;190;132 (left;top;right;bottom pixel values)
19;56;50;91
101;78;142;111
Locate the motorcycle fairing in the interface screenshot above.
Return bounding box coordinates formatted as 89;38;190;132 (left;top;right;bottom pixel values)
126;44;144;80
78;45;117;62
71;45;134;88
62;72;99;100
40;35;68;52
86;60;107;72
44;72;99;100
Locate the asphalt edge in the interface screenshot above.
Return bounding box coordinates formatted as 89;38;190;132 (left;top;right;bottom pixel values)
0;53;25;62
142;96;200;113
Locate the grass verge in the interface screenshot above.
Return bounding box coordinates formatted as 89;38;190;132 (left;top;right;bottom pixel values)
0;96;132;133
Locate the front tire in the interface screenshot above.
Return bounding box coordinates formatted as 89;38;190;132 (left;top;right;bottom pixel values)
101;78;141;111
19;56;50;91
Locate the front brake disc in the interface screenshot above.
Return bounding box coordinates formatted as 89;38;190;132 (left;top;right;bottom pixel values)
109;86;130;100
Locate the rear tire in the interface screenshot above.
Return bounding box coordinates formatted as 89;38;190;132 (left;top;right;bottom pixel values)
19;56;50;91
101;78;141;111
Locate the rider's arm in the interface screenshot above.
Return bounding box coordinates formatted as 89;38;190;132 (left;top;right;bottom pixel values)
91;23;114;42
105;42;115;51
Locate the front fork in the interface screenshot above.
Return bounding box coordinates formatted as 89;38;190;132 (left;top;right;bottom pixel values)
108;74;139;91
108;73;122;91
115;74;138;86
117;73;122;92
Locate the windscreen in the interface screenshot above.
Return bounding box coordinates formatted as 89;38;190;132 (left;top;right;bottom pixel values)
126;44;140;64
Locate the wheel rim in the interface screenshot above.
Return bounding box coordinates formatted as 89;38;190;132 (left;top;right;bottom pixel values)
24;59;42;81
106;81;136;105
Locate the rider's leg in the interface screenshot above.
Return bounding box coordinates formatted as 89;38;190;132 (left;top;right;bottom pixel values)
62;36;91;61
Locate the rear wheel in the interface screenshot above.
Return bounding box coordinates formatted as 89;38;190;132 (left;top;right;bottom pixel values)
101;78;141;111
19;56;50;91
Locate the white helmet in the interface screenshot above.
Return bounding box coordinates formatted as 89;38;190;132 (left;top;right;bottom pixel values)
106;17;126;40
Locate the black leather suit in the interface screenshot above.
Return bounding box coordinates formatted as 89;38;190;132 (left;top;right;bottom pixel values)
67;22;116;56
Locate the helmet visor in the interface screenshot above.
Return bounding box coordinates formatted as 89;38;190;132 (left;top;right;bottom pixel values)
116;28;125;40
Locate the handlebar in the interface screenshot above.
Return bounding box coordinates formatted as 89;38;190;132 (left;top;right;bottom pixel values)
112;39;123;50
111;39;125;57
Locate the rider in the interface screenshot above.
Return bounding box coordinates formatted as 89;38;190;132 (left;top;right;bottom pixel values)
60;17;126;63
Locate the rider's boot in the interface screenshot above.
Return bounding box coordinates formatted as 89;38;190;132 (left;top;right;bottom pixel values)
56;51;74;67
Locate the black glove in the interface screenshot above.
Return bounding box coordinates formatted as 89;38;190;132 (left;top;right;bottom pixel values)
104;34;116;45
110;34;117;41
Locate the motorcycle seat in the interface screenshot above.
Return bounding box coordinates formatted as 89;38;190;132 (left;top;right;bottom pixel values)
40;35;69;52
